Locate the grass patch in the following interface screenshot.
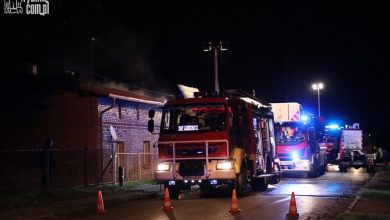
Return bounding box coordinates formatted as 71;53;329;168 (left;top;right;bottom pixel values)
0;180;158;210
361;188;390;200
336;212;390;220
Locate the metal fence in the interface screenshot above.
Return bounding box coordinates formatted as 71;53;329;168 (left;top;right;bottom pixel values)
114;152;158;184
0;147;158;193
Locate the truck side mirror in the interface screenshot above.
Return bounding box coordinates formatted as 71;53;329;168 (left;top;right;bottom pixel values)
148;109;155;118
148;119;154;132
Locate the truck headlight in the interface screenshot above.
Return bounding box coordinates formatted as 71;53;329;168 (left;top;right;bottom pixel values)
291;151;299;159
216;161;233;170
291;151;300;162
157;163;170;171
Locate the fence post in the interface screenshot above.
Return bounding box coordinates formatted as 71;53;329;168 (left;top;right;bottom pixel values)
113;143;117;185
42;147;50;192
83;147;88;187
138;153;142;180
119;166;124;187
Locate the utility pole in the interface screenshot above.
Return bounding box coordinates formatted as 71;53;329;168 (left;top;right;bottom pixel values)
204;42;228;94
91;35;98;78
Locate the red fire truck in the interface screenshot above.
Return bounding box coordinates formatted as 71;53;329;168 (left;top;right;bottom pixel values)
148;90;281;198
271;103;327;177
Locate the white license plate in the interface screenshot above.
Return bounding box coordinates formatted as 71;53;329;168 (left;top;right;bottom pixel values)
280;161;293;165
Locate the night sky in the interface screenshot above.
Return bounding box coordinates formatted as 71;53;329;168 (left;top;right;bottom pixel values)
2;1;389;146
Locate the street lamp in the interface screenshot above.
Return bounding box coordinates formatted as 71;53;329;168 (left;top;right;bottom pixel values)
312;83;324;117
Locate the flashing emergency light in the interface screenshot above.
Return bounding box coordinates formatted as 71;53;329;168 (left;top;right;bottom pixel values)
326;124;340;130
291;151;300;162
291;151;299;162
301;115;309;122
291;151;299;159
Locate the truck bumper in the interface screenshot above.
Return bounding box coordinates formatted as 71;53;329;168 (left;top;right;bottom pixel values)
279;159;311;172
156;169;236;181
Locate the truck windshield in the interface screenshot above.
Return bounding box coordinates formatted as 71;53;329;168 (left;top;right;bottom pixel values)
160;104;227;133
275;122;306;144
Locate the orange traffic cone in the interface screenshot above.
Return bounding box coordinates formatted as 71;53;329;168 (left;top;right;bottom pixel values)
228;188;240;214
286;192;299;219
161;188;173;211
96;190;106;214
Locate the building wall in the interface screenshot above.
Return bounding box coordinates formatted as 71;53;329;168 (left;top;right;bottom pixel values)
1;90;99;149
0;89;101;190
38;90;100;148
99;97;161;152
98;97;162;182
0;86;164;189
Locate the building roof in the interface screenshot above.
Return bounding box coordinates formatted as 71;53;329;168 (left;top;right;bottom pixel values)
79;82;167;106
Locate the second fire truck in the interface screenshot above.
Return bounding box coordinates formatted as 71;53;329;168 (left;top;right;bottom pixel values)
271;102;327;177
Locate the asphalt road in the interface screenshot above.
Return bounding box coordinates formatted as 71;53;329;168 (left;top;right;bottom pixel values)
74;165;372;220
269;164;371;197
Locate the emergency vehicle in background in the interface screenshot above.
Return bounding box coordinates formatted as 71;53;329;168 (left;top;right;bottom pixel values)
148;89;281;198
321;124;343;164
337;123;376;172
271;102;327;177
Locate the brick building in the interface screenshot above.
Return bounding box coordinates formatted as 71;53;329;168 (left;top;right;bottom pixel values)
0;68;169;190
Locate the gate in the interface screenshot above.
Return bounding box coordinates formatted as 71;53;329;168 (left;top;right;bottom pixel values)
114;152;158;184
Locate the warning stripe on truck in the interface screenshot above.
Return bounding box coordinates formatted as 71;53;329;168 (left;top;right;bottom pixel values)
290;111;300;121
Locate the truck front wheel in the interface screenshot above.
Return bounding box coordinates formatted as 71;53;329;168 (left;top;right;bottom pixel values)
270;174;281;184
236;172;248;194
250;178;268;191
235;161;248;194
339;162;348;172
165;186;181;199
307;154;320;178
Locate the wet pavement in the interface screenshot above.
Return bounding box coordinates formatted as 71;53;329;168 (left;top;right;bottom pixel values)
1;165;389;220
267;164;372;197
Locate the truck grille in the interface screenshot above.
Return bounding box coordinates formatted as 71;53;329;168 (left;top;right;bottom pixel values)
178;160;205;176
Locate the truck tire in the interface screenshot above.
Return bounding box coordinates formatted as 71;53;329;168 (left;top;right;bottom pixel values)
339;162;348;172
236;172;248;194
307;169;319;178
167;186;180;199
367;166;375;173
270;174;281;184
170;188;181;199
307;154;320;178
236;161;248;194
321;166;326;175
250;178;268;191
200;184;213;196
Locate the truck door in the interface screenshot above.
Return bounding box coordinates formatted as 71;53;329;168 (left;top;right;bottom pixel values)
253;117;265;173
260;117;274;173
253;116;273;174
